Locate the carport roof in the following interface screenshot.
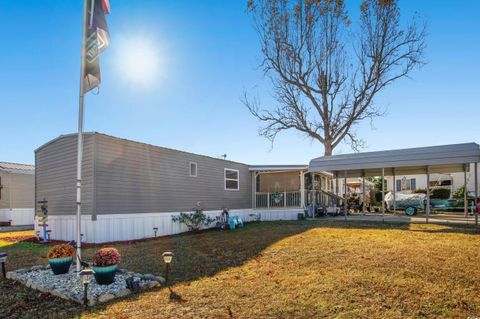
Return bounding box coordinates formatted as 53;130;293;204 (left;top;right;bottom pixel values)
309;143;480;177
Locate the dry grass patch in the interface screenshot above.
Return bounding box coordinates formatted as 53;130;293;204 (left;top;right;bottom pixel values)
1;221;479;318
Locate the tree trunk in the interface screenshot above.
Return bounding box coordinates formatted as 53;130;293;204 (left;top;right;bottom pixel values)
324;143;333;156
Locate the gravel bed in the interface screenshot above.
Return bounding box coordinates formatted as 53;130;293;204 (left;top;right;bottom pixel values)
6;265;165;306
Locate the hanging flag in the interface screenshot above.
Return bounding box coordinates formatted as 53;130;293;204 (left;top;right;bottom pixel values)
83;0;111;93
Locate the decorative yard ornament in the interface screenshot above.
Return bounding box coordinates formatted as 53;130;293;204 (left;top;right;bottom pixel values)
126;276;140;292
37;197;49;243
271;192;284;204
79;268;95;307
162;252;174;285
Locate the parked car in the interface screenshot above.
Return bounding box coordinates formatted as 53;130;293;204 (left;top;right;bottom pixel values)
385;192;478;216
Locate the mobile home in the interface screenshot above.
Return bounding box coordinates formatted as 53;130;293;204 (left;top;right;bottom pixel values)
0;161;35;226
35;133;332;243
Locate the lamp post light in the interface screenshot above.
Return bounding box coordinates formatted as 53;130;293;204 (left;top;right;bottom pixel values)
79;268;95;307
153;227;158;237
0;253;7;278
162;252;174;284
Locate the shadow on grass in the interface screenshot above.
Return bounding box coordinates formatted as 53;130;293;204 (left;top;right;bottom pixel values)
1;219;478;318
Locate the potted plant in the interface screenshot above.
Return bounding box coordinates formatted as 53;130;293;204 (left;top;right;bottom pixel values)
92;248;121;285
47;244;75;275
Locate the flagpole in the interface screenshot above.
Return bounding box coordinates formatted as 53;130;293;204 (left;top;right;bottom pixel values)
76;0;89;273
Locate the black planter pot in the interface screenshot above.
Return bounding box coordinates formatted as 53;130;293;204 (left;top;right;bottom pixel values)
92;264;118;285
48;257;73;275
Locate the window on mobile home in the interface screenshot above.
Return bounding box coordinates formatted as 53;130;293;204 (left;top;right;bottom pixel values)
190;162;197;177
225;168;239;190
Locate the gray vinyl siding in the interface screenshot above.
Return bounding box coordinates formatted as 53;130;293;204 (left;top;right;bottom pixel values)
0;171;34;209
35;134;95;215
35;133;252;217
94;134;252;214
0;171;9;209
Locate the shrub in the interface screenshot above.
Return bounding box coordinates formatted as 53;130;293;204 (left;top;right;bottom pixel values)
413;188;450;199
431;188;450;199
374;191;384;203
172;207;215;232
413;189;427;194
48;244;75;259
92;248;121;267
452;186;474;201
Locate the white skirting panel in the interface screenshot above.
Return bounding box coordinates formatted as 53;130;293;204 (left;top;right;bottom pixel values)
34;208;302;243
0;208;35;226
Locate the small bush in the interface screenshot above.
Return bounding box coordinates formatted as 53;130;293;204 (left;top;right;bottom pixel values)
413;188;450;199
374;191;384;203
452;186;474;201
92;248;121;267
413;189;427;194
431;188;450;199
172;207;216;232
48;244;75;259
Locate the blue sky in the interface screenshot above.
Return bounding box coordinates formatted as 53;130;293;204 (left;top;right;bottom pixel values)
0;0;479;165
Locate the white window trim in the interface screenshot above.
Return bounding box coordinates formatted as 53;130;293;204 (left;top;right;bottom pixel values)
224;168;239;191
189;162;197;177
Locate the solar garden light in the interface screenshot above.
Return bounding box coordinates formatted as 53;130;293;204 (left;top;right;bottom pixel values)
46;230;52;242
153;227;158;237
79;268;95;307
162;252;174;284
0;253;7;278
35;231;40;240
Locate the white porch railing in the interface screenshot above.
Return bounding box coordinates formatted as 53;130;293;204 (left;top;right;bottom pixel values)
255;191;302;208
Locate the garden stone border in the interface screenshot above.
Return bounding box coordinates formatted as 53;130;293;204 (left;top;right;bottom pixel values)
6;265;165;306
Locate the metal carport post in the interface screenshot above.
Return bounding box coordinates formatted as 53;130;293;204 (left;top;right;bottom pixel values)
475;162;478;225
426;166;431;223
392;168;396;215
344;170;348;221
335;173;339;213
464;164;468;218
362;170;366;215
381;167;385;222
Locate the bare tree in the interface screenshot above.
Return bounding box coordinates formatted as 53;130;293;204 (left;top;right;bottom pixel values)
244;0;426;155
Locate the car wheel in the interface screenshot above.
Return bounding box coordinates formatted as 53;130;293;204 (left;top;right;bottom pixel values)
405;207;417;216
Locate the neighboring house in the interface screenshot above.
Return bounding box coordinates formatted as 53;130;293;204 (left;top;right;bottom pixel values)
0;161;35;226
384;166;479;196
35;133;336;243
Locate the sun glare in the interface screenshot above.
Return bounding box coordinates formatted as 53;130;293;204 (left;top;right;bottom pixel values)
114;34;163;88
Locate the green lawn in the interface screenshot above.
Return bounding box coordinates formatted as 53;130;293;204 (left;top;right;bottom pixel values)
1;221;480;318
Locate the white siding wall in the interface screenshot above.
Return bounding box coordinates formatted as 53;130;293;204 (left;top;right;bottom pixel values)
0;208;35;225
34;209;302;243
334;163;480;196
385;163;480;194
